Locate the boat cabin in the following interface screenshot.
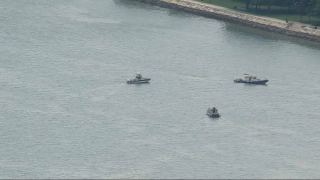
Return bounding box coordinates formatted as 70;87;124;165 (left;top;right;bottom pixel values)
244;74;257;81
208;107;218;113
136;73;142;79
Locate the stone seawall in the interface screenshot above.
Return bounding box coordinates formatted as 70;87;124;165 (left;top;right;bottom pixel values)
133;0;320;42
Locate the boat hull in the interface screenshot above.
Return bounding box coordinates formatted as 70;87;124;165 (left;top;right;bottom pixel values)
127;78;151;84
207;111;220;118
234;79;268;84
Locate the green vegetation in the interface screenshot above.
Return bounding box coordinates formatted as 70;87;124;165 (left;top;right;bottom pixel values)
196;0;244;9
195;0;320;26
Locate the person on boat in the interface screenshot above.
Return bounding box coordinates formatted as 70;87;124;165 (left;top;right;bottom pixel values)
136;73;141;79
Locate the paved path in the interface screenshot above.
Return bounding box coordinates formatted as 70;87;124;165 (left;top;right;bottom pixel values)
184;0;286;22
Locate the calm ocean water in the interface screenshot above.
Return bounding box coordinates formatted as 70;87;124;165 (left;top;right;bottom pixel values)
1;0;320;178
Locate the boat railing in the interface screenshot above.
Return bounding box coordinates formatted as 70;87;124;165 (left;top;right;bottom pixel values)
257;77;267;80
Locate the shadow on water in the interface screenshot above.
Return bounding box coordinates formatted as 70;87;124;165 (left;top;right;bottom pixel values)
224;23;320;50
127;83;151;86
243;83;268;86
113;0;158;9
207;117;221;121
167;9;195;18
113;0;195;19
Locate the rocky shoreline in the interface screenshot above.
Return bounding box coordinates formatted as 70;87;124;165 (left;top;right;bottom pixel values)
133;0;320;43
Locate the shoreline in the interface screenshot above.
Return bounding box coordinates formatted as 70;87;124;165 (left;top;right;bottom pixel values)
133;0;320;43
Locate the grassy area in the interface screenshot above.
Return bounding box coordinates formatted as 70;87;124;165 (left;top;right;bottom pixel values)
195;0;244;9
194;0;320;26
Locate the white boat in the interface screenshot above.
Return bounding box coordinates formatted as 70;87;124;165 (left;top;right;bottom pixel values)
207;106;220;118
127;73;151;84
234;73;268;84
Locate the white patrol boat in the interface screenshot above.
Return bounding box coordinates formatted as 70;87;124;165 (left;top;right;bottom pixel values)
127;73;151;84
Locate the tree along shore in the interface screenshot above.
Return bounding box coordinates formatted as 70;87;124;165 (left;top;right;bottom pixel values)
133;0;320;42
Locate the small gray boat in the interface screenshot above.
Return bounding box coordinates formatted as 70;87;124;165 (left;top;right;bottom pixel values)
127;73;151;84
207;106;220;118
